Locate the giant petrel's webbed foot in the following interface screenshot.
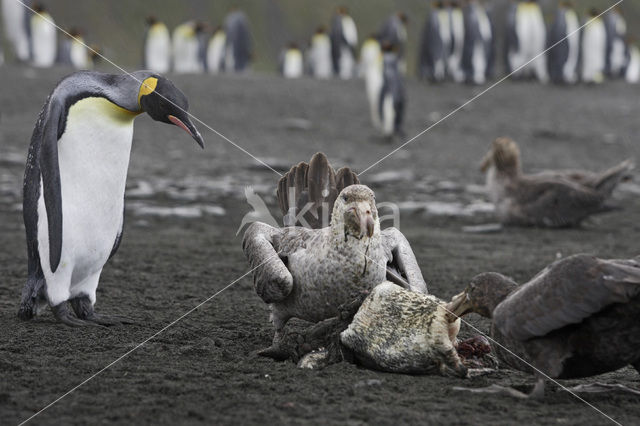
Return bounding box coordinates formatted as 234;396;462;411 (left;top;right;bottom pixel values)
52;302;102;327
258;291;368;366
70;296;134;326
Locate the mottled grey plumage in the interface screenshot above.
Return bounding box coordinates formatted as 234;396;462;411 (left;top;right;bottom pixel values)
449;254;640;382
243;153;427;353
481;137;634;227
341;282;465;376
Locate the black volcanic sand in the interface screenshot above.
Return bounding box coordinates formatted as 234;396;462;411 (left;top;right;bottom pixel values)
1;65;640;425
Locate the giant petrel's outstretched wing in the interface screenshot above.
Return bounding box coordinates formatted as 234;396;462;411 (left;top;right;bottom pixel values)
381;227;428;294
277;152;358;228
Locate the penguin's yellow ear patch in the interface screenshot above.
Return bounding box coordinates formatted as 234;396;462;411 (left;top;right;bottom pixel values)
138;77;158;105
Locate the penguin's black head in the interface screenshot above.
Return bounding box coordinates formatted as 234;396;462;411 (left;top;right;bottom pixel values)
139;76;205;148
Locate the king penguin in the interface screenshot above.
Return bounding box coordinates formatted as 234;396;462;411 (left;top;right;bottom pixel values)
461;0;494;85
2;0;31;62
604;7;627;79
360;34;383;129
330;6;358;80
30;3;56;68
505;0;548;82
279;42;303;79
172;21;205;74
206;25;226;74
223;9;252;73
581;9;607;84
378;12;408;74
547;2;580;84
379;43;405;139
57;29;90;69
418;1;451;83
626;43;640;84
143;16;171;74
309;26;332;79
18;71;205;326
448;1;466;83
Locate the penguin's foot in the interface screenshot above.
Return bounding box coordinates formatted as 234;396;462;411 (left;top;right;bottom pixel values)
70;296;134;326
52;303;103;327
17;277;46;320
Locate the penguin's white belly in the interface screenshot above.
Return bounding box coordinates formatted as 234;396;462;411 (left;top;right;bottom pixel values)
365;67;382;128
448;12;465;82
38;97;136;305
563;13;580;83
582;22;606;83
283;50;303;78
2;0;30;61
70;41;89;69
207;34;226;73
311;40;331;79
173;34;201;73
626;46;640;83
146;29;171;73
339;46;355;79
381;94;395;136
31;15;57;68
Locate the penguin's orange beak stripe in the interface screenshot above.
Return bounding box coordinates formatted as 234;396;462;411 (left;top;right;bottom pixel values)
168;115;194;137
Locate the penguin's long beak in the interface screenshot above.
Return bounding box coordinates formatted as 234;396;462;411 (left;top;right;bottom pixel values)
168;114;205;149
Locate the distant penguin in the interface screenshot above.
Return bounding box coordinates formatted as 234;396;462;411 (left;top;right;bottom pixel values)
330;6;358;79
379;44;405;138
448;1;466;82
224;9;252;72
30;3;56;68
604;7;627;78
2;0;31;62
143;16;171;74
57;29;90;69
506;0;548;82
279;42;303;79
547;2;580;84
360;35;383;129
462;0;494;85
309;26;332;79
206;26;226;74
172;21;205;73
378;12;408;73
625;43;640;84
418;1;451;82
581;9;607;84
18;71;205;326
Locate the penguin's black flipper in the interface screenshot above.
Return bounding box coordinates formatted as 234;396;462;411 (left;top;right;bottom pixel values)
39;99;64;273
